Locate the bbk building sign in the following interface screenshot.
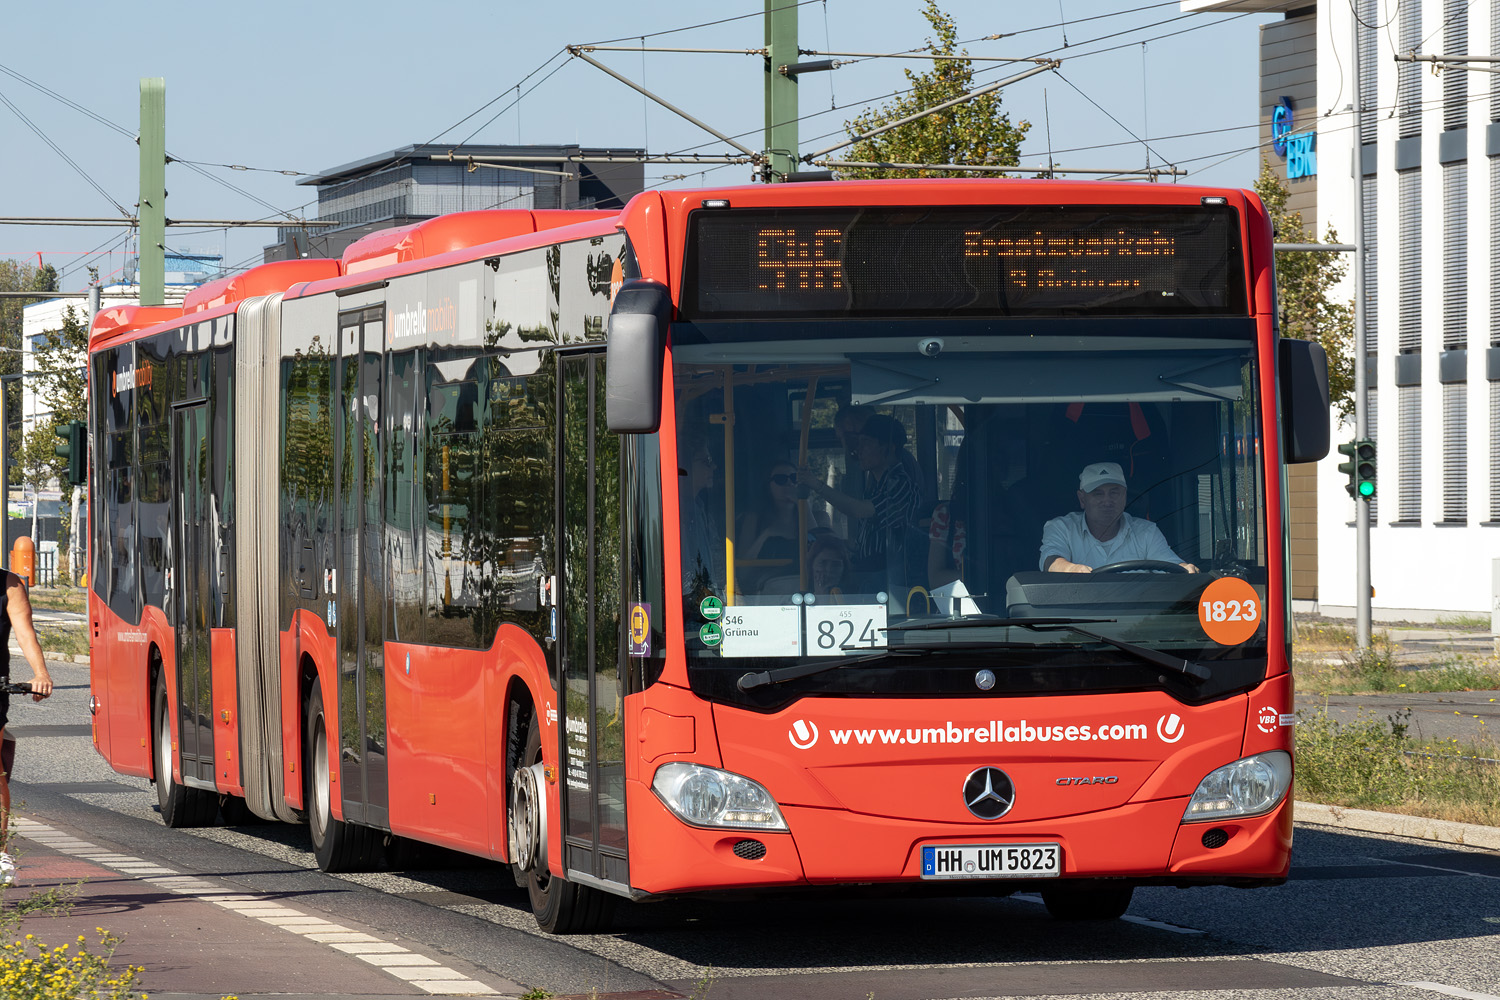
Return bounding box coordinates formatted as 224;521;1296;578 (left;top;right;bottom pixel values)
1271;96;1317;179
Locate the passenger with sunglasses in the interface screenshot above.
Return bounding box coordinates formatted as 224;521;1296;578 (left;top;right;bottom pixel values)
738;461;828;594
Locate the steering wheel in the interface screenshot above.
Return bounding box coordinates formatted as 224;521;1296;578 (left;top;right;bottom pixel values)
1093;559;1187;575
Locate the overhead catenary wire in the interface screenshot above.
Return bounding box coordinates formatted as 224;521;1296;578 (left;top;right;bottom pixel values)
0;87;130;216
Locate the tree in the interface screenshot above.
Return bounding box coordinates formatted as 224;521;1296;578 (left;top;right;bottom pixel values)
833;1;1030;179
0;260;59;485
1253;160;1355;419
30;304;89;424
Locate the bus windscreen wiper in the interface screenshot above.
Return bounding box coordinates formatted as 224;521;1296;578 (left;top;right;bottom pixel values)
737;648;924;691
887;616;1211;682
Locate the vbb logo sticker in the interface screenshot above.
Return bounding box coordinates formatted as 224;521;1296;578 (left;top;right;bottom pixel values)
1156;713;1185;744
1256;706;1280;734
788;719;819;750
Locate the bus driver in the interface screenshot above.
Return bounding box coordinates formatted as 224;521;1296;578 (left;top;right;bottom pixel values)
1039;462;1198;574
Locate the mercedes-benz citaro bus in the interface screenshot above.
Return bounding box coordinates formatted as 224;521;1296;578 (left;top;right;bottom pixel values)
86;179;1329;933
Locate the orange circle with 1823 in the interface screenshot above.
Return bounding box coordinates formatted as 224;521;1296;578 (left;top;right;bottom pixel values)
1196;577;1262;646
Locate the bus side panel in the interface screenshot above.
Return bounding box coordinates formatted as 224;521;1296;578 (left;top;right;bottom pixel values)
1239;673;1295;759
277;625;303;810
142;604;178;783
210;627;242;795
86;591;111;763
90;595;152;777
284;609;337;815
485;625;554;862
386;641;487;853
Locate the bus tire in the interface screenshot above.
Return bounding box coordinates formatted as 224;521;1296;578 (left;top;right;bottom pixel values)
152;680;216;828
218;794;263;826
1040;882;1134;921
514;715;616;935
305;684;383;873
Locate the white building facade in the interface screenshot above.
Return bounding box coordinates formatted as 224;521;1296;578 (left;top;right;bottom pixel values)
1314;0;1500;617
1190;0;1500;618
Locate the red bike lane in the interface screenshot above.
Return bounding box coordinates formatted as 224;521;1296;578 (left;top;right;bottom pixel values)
7;826;515;999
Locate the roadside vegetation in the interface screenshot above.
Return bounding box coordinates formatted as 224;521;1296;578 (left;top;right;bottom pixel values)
26;585;85;615
0;879;146;1000
1292;620;1500;695
1295;707;1500;827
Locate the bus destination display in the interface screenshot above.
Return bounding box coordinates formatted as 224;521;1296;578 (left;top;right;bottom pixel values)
684;206;1243;319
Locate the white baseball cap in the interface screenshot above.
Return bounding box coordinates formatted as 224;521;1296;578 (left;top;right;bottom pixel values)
1079;462;1126;493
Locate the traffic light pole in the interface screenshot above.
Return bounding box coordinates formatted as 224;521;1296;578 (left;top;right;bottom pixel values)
1350;9;1372;649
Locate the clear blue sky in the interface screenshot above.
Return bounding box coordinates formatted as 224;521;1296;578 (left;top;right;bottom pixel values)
0;0;1278;291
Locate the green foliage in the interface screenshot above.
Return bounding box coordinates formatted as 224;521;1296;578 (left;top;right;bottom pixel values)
1296;708;1500;825
20;419;65;498
0;261;61;485
29;304;89;424
0;880;147;1000
834;2;1030;178
1253;161;1355;418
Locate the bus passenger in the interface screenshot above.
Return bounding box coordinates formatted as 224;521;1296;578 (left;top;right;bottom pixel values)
802;414;921;584
738;461;830;594
806;532;849;598
680;434;724;603
1040;462;1198;574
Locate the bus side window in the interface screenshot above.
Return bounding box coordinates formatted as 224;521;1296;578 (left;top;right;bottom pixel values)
425;372;482;647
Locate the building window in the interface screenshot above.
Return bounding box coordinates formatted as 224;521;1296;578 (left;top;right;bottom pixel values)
1398;385;1422;523
1366;387;1379;524
1493;0;1500;122
1364;176;1378;340
1360;0;1379;143
1442;383;1467;523
1444;163;1467;350
1398;1;1423;138
1399;171;1422;353
1444;0;1468;132
1492;159;1500;348
1490;381;1500;522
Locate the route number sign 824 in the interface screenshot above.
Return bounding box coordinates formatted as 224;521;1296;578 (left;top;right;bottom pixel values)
804;605;886;657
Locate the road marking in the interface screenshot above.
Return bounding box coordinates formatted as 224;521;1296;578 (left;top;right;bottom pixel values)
1374;857;1500;881
1399;983;1500;1000
1011;892;1206;935
12;817;499;996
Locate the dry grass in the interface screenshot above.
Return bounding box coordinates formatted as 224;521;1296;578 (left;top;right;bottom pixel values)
1296;708;1500;826
1293;621;1500;695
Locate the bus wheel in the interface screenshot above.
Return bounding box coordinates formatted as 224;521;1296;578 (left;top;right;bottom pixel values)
511;715;615;935
1040;882;1134;921
305;685;383;873
152;680;216;828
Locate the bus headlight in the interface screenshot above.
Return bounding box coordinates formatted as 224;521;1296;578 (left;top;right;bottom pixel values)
1184;751;1292;822
652;763;788;831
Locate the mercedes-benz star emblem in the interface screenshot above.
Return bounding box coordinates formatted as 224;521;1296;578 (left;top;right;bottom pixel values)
963;766;1016;820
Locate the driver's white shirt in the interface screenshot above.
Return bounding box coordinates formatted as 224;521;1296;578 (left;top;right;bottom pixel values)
1038;511;1183;571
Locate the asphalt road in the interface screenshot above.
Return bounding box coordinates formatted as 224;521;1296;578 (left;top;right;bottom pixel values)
6;658;1500;1000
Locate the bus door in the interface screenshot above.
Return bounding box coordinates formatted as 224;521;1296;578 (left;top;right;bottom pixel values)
336;308;390;828
557;351;628;888
172;401;215;787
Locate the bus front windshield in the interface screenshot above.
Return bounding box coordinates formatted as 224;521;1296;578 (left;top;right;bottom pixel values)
672;330;1269;707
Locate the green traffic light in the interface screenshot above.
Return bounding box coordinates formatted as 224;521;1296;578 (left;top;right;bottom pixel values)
1358;481;1375;497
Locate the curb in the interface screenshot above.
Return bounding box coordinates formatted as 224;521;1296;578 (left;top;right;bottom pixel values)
9;644;88;665
1295;800;1500;850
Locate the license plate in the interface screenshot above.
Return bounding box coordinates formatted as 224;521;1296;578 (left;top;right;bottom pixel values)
920;842;1062;880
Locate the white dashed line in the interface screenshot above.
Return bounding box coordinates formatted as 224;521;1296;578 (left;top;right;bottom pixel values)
1399;983;1500;1000
1374;857;1500;881
12;817;499;996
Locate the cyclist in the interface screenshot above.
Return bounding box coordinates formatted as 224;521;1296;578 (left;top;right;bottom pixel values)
1;569;55;885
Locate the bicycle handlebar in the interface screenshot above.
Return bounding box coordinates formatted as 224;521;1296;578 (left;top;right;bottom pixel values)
1;682;32;695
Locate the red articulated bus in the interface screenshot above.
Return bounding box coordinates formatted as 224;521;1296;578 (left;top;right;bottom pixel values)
87;180;1329;933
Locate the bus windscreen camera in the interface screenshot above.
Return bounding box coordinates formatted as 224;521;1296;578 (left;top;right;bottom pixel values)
918;337;944;357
